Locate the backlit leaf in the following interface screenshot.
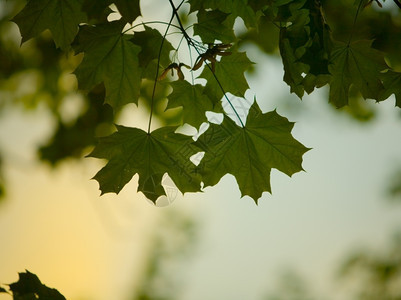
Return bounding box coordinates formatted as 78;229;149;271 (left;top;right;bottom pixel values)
89;126;201;201
114;0;141;22
200;51;253;101
74;21;142;108
167;81;214;128
194;101;309;202
189;0;261;28
12;0;86;50
193;9;235;43
380;70;401;108
130;26;174;79
329;40;387;107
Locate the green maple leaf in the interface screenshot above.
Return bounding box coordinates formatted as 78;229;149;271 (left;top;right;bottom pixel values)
130;26;174;79
12;0;86;51
380;70;401;108
200;51;253;101
89;126;201;201
113;0;141;22
189;0;260;28
329;40;387;107
166;81;213;128
193;9;235;43
194;101;309;202
82;0;141;23
82;0;110;22
74;21;142;108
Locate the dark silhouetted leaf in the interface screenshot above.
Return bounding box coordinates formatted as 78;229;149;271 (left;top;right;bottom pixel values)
8;270;66;300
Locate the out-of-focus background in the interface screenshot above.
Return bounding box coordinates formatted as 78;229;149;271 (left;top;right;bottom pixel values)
1;1;401;299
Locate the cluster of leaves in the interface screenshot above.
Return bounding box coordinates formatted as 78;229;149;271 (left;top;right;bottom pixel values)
0;270;66;300
274;0;401;108
9;0;401;203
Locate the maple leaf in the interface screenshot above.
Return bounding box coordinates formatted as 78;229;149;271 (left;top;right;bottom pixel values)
193;9;235;43
89;126;201;201
82;0;140;23
130;26;174;80
82;0;111;22
74;21;142;108
166;81;214;128
194;101;309;202
113;0;141;22
329;40;387;107
200;51;253;102
380;70;401;108
12;0;86;50
189;0;261;28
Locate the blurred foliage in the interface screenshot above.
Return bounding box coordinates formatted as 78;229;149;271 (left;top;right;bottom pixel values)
0;153;5;200
339;233;401;300
39;85;114;165
131;211;198;300
264;271;315;300
387;169;401;202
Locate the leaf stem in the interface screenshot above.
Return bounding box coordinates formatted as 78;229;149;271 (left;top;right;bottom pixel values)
147;14;174;134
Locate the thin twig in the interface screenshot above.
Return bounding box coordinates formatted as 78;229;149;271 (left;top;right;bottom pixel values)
122;21;181;34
